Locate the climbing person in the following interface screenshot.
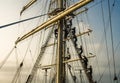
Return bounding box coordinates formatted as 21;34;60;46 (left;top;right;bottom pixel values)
54;28;58;38
88;65;93;79
64;28;69;39
82;56;88;68
71;27;75;36
68;64;71;70
66;48;71;60
73;75;77;83
71;27;77;47
77;45;83;58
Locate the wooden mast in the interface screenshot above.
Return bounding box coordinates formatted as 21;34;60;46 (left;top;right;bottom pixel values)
56;0;64;83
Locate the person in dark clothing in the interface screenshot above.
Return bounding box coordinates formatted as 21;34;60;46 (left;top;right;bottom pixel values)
68;64;71;70
68;18;72;27
69;12;75;18
66;17;72;28
20;62;23;67
94;81;97;83
64;17;72;39
73;36;77;47
82;56;88;68
66;48;71;60
66;13;74;28
77;45;83;58
71;27;75;36
71;27;77;47
54;28;58;38
88;65;93;79
73;75;77;83
64;29;69;39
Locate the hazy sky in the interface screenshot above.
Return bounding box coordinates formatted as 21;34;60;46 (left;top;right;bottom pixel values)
0;0;120;83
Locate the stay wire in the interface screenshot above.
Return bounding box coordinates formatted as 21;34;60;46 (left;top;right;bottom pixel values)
101;0;112;83
29;49;34;65
15;46;19;67
0;46;15;69
35;0;49;57
98;0;118;82
12;37;33;83
91;0;117;82
82;21;89;57
49;27;56;82
108;0;117;81
0;13;48;29
41;0;49;45
84;9;103;83
22;35;33;62
115;40;120;55
88;0;103;9
85;11;94;55
84;9;102;83
25;3;46;67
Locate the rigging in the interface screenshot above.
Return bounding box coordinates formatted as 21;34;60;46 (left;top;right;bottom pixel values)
0;46;15;69
101;0;112;82
15;0;93;44
108;0;117;81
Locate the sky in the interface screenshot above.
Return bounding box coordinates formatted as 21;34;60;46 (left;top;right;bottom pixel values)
0;0;120;83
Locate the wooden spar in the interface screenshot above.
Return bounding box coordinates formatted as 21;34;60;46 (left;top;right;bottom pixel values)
37;55;95;69
45;8;87;30
15;0;93;44
42;29;92;48
20;0;37;15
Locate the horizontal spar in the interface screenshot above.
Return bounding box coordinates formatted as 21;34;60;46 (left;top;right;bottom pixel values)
15;0;93;44
20;0;37;15
42;29;92;48
38;55;95;69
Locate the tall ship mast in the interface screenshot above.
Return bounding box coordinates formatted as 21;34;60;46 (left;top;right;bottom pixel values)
0;0;119;83
16;0;95;83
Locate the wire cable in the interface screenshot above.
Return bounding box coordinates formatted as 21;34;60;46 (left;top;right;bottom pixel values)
108;0;117;81
101;0;112;82
0;13;48;29
97;0;118;82
0;46;15;69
